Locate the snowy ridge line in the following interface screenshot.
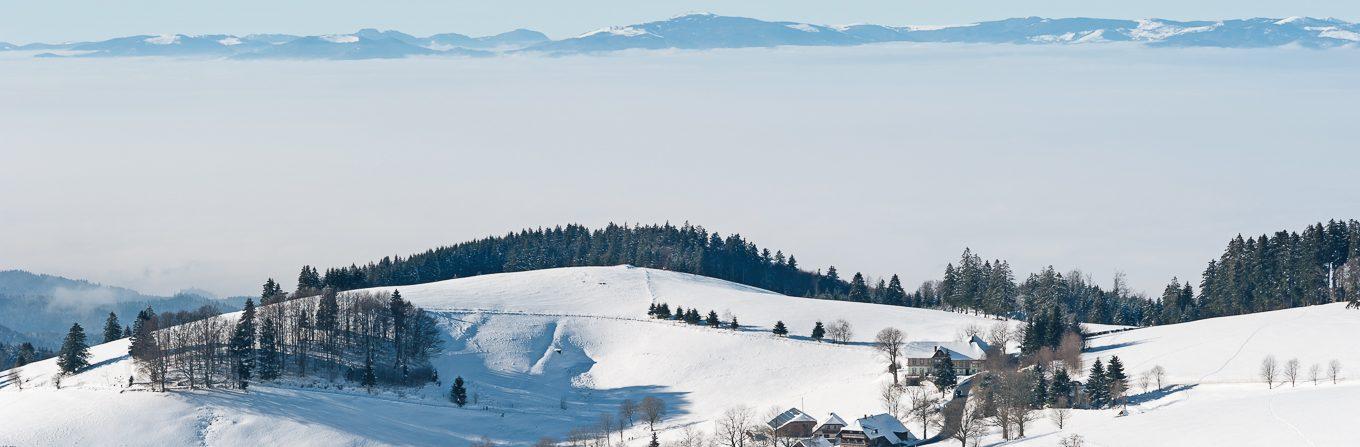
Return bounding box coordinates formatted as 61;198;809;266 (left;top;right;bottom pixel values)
429;307;877;350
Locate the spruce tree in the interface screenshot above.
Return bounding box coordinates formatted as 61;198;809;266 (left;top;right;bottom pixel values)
885;274;908;306
57;323;90;374
1106;356;1129;402
705;311;720;328
1050;367;1073;407
811;321;826;341
451;376;468;407
729;316;739;330
647;303;657;317
931;353;957;389
362;352;377;391
772;321;788;336
15;342;36;367
102;312;122;343
257;317;279;381
848;272;870;302
648;432;660;447
1086;359;1109;408
1031;363;1049;408
230;298;257;389
128;306;156;357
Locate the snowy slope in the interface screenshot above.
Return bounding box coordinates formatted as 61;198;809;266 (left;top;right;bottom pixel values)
0;266;1023;446
976;302;1360;447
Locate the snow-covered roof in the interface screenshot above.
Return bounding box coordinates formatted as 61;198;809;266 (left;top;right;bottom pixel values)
902;335;989;361
856;413;917;444
819;412;848;428
767;408;817;429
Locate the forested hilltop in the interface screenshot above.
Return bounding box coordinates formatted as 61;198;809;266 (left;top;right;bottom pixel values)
299;220;1360;329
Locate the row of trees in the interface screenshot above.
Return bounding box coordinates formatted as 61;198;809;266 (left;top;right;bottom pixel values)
307;223;859;300
1178;220;1360;321
647;303;738;329
1259;356;1343;389
127;283;442;392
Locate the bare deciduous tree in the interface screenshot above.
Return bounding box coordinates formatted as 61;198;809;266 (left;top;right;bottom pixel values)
1137;371;1152;394
640;396;666;431
947;394;988;447
1309;363;1321;385
1328;359;1342;384
1261;355;1278;389
985;323;1012;352
534;437;558;447
875;328;907;384
1056;332;1084;373
880;382;905;417
1283;358;1300;387
905;386;941;440
619;399;637;427
826;319;853;344
957;324;983;342
1048;408;1072;429
714;406;753;447
1150;365;1167;390
1059;434;1086;447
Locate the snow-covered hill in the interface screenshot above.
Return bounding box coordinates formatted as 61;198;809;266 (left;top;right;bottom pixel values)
4;266;1358;446
0;266;1025;445
4;15;1357;60
983;302;1360;447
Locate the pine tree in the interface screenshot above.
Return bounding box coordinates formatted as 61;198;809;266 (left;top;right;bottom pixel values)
450;376;468;407
705;310;720;328
811;321;826;341
128;306;156;358
1049;367;1073;407
931;352;957;389
57;323;90;374
772;321;788;336
362;352;377;392
1031;363;1049;408
1086;359;1109;408
848;272;870;302
102;312;122;343
231;298;257;389
257;317;279;381
1106;356;1129;402
15;342;36;367
390;290;409;378
260;278;285;305
296;265;323;294
885;274;908;306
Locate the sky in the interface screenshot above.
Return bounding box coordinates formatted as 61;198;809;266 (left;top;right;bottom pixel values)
2;44;1359;298
1;0;1359;43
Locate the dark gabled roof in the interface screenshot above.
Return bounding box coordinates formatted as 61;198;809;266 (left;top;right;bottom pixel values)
767;407;817;429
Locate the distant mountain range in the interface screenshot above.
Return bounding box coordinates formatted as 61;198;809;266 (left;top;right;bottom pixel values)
2;14;1358;60
0;270;242;348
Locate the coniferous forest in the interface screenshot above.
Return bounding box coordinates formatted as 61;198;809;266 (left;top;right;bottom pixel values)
303;220;1360;329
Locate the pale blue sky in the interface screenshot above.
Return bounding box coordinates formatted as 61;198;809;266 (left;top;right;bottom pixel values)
1;0;1357;43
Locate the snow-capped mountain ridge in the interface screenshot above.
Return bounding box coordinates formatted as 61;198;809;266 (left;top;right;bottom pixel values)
4;15;1355;59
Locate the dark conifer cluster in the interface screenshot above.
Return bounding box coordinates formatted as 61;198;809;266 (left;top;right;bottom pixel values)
307;223;863;300
647;303;737;330
1173;220;1360;321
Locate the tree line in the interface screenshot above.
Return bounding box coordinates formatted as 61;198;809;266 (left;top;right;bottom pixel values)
303;222;865;301
125;283;442;392
1166;219;1360;323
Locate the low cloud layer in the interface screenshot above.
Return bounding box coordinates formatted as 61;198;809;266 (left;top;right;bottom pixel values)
1;44;1357;297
